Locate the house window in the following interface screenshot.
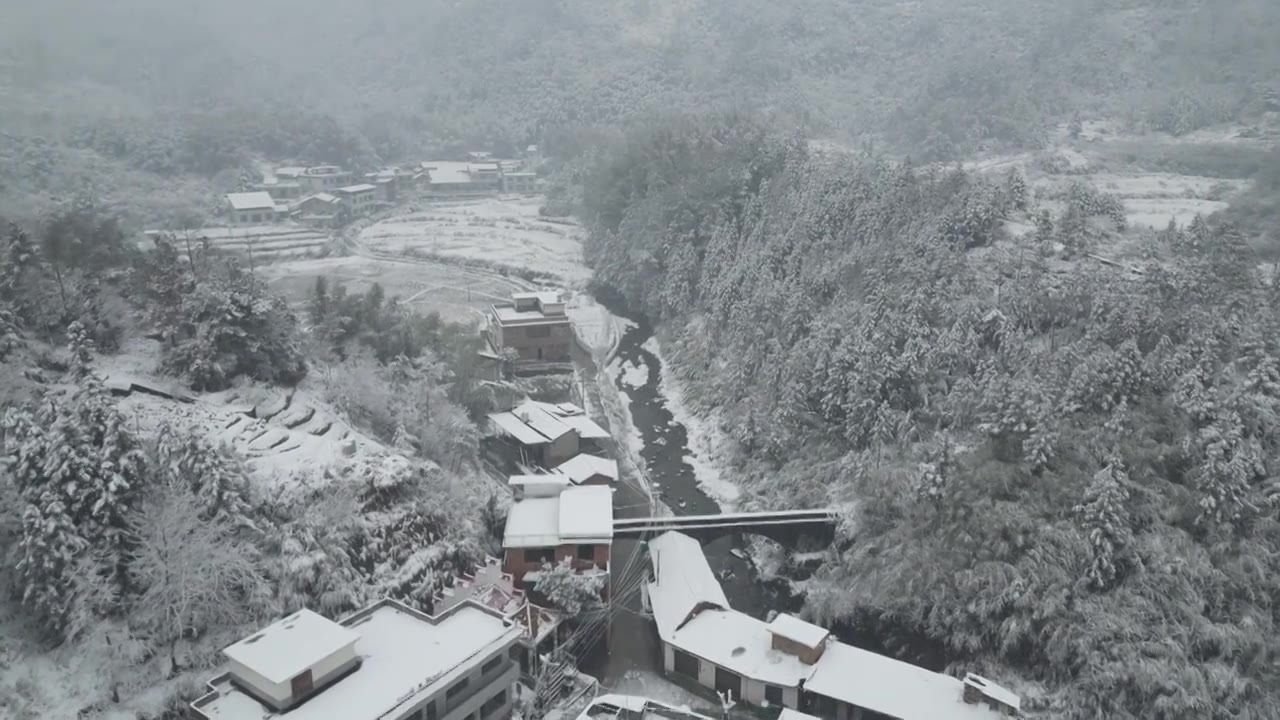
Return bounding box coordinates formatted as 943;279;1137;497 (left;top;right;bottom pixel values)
765;685;784;707
426;700;438;720
527;326;551;338
524;548;554;565
481;689;507;718
482;654;504;675
672;649;699;678
446;677;470;700
577;544;594;561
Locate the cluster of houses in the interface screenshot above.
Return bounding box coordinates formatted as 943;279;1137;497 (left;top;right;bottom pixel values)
644;531;1022;720
487;399;618;586
223;148;542;229
190;556;578;720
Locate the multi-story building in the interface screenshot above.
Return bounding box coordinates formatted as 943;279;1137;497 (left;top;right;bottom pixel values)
502;483;612;587
336;183;378;216
298;165;354;193
489;292;573;364
191;598;522;720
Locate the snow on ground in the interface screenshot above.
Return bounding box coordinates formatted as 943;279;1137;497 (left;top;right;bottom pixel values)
599;359;654;504
566;293;621;358
258;255;529;322
94;338;404;499
607;670;721;715
359;197;592;283
614;356;651;389
642;337;741;508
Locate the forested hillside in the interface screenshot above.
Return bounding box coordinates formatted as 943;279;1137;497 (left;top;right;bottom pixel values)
3;0;1280;223
581;117;1280;719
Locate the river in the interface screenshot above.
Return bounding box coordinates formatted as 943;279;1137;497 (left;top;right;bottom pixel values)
584;311;800;689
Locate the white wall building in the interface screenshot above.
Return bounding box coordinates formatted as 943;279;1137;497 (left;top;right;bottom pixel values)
226;191;279;226
191;599;522;720
645;531;1021;720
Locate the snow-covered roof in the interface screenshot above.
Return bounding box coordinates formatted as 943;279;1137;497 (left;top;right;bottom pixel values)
675;609;816;688
491;302;570;325
558;485;613;540
200;602;519;720
488;411;549;445
226;191;277;211
551;413;610;440
275;166;307;178
304;192;340;204
221;609;358;685
554;454;619;484
336;183;377;194
423;161;474;185
646;531;728;642
767;614;829;649
503;486;613;548
805;643;1008;720
503;497;561;548
512;400;573;440
577;696;716;720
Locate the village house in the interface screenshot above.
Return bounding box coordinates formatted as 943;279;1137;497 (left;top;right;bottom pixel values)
553;453;619;486
190;598;522;720
502;172;537;193
645;531;1021;720
292;192;345;227
225;192;280;226
487;400;611;468
365;170;401;202
502;483;612;586
298;165;354;192
435;557;567;681
489;292;573;365
254;177;304;202
336;183;378;216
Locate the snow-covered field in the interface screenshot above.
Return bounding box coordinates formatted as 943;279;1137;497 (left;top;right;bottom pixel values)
258;255;530;322
359;197;592;283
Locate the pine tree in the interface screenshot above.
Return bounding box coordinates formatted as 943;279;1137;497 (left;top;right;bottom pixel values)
1074;462;1133;591
4;341;146;633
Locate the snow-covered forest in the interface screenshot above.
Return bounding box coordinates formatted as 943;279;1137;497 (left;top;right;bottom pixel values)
578;116;1280;718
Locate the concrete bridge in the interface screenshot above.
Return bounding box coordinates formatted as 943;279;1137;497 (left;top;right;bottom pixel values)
612;509;837;546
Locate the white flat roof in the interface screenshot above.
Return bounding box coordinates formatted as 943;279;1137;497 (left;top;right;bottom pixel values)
423;161;474;185
337;183;377;194
508;474;570;486
646;531;728;642
767;614;829;649
203;604;517;720
558;485;613;540
674;609;815;688
805;643;1008;720
492;304;571;325
222;608;358;684
503;497;561;547
503;486;612;548
554;454;619;484
226;191;277;211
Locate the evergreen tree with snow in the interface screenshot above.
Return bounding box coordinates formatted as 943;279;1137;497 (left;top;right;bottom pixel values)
1074;462;1133;591
3;330;147;634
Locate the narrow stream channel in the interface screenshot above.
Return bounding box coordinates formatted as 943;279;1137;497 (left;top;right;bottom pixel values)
589;311;801;689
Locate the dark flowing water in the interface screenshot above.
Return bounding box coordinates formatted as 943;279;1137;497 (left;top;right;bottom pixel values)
586;312;800;686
